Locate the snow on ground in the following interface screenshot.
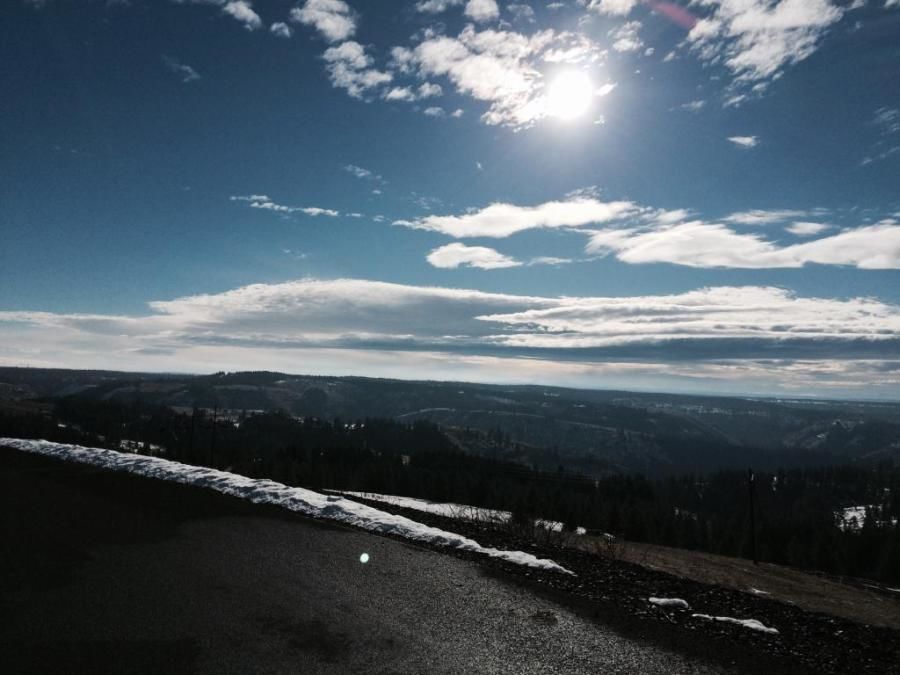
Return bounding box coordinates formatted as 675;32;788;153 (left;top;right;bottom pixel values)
338;492;509;523
691;613;779;635
648;597;691;610
119;439;164;453
834;505;898;531
337;491;588;535
0;438;574;575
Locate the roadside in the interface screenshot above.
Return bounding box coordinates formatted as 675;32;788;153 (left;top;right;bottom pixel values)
343;494;900;675
581;536;900;630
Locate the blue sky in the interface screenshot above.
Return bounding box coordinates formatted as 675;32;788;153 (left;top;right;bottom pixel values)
2;0;900;398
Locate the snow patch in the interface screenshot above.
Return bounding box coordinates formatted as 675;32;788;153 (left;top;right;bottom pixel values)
338;490;586;535
692;613;779;634
1;438;574;575
649;597;690;610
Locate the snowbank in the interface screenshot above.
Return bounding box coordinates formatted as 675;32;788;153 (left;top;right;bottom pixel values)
648;597;690;610
338;490;587;535
339;491;509;523
0;438;574;575
691;613;779;635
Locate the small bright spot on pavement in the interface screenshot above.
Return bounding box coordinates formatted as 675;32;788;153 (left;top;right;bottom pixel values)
360;552;370;564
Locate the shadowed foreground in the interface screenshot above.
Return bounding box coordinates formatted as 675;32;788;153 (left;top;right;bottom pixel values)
2;448;739;674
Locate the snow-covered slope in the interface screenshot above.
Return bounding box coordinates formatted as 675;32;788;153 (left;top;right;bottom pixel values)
0;438;573;575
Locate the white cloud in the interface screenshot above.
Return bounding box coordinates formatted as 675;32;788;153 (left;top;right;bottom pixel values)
423;106;447;117
3;280;900;397
874;107;900;134
384;86;417;101
162;56;201;83
478;285;900;347
786;221;830;237
610;21;643;53
383;82;443;102
398;24;603;127
300;207;340;217
687;0;844;95
427;243;522;269
398;196;639;237
416;0;465;12
291;0;356;42
270;21;293;38
221;0;261;30
596;82;616;96
728;135;758;148
465;0;501;22
508;3;537;22
725;209;808;224
230;195;339;217
528;256;573;266
172;0;264;30
582;0;638;16
586;220;900;269
678;99;706;112
418;82;443;98
322;41;392;98
862;108;900;165
344;163;382;181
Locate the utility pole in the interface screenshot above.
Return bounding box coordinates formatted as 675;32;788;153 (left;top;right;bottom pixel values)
748;467;758;565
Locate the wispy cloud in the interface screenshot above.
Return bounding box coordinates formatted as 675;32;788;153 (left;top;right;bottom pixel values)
230;194;339;217
724;209;809;225
344;163;387;189
677;99;705;112
861;107;900;166
727;135;758;148
162;55;201;83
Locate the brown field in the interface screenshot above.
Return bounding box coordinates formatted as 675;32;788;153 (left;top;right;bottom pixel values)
574;535;900;630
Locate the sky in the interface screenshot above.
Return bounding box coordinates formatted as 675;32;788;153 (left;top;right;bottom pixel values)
2;0;900;399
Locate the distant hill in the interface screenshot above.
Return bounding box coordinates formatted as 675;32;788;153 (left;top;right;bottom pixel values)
2;367;900;475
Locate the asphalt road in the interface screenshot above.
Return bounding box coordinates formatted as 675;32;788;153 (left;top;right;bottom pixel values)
1;449;729;674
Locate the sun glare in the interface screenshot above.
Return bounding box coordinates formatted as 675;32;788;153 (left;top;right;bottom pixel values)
546;71;594;120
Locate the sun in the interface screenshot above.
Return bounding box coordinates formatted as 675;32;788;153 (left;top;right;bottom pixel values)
546;71;594;121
